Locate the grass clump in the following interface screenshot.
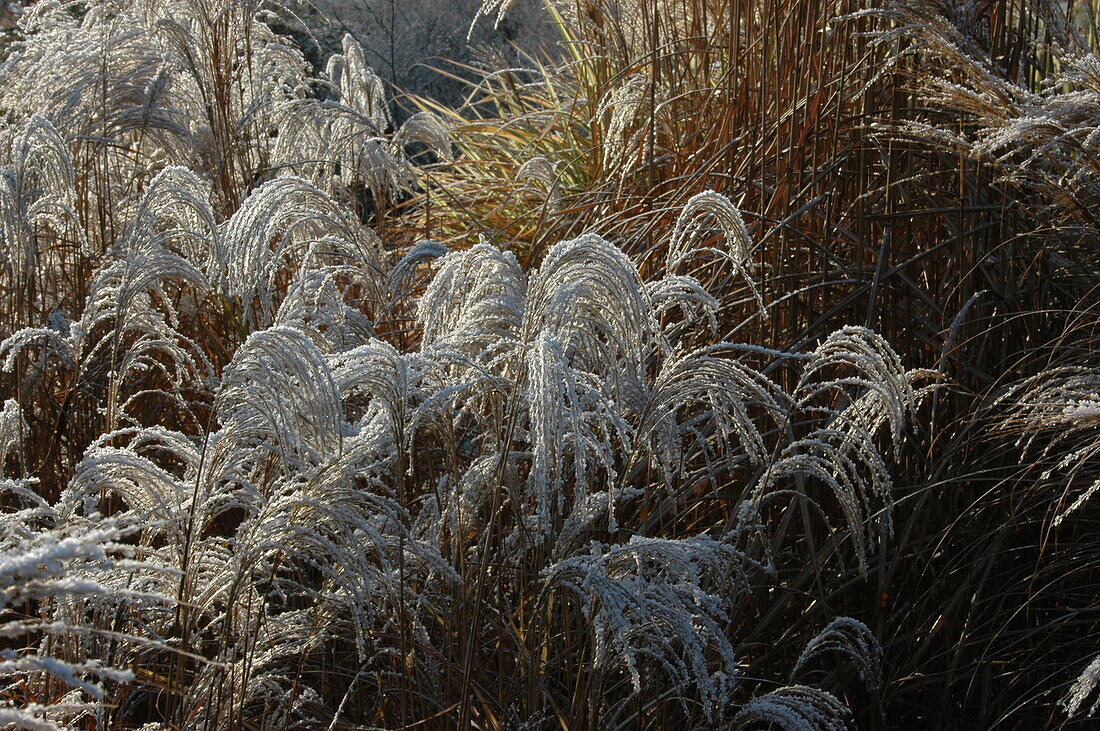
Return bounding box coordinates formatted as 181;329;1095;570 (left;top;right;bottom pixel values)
0;0;1098;728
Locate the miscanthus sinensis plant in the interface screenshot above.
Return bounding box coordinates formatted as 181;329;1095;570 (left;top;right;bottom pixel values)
858;2;1100;721
986;357;1100;721
0;1;933;727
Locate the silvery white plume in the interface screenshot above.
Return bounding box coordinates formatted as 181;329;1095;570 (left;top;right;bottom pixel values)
792;616;883;693
542;534;755;719
216;176;384;330
731;684;850;730
669;190;765;314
